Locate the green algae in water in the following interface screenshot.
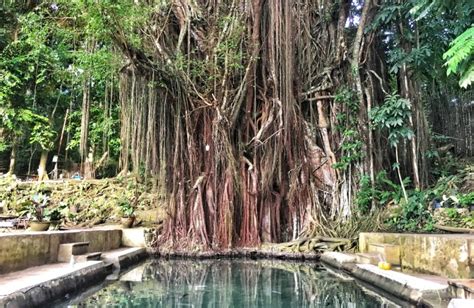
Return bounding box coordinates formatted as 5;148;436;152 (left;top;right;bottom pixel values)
58;259;397;307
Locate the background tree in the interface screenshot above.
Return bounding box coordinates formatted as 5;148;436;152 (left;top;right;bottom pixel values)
0;0;121;179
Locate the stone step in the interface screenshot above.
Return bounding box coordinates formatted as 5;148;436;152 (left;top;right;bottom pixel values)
356;252;382;265
368;243;400;265
58;242;90;262
75;252;102;263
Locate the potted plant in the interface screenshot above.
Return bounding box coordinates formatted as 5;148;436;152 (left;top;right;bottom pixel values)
45;206;63;230
118;199;135;228
19;193;51;231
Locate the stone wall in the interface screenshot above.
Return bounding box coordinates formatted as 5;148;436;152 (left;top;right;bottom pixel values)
0;228;121;274
359;233;474;279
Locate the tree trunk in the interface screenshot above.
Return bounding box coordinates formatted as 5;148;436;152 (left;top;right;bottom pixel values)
8;143;17;175
84;148;95;179
110;0;402;250
37;151;49;181
352;0;372;177
80;39;94;176
401;63;421;189
80;76;91;174
397;4;423;189
395;145;408;202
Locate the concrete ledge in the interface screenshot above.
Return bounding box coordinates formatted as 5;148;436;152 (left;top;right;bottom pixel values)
359;232;474;278
0;228;122;274
0;246;148;307
321;251;450;305
102;247;147;270
122;228;148;248
0;261;111;308
352;264;449;304
320;252;356;271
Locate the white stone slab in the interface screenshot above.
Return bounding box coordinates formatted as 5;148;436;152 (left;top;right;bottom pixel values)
448;299;474;308
322;251;356;264
356;264;448;291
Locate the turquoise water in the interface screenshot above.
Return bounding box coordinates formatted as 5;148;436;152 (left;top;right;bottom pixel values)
57;259;397;307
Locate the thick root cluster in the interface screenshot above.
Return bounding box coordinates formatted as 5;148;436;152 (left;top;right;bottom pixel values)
270;236;355;253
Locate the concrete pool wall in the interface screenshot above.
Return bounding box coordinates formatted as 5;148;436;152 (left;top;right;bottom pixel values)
359;232;474;279
0;227;150;274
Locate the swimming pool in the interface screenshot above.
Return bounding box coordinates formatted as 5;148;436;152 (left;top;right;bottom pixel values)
55;259;401;307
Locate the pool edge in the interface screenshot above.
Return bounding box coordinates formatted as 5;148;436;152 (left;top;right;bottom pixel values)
0;248;148;308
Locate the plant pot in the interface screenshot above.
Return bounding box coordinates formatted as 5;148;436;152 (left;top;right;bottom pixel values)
121;217;135;228
29;221;51;231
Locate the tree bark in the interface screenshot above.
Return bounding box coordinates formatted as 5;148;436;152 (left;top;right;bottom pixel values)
37;150;49;181
397;3;422;189
352;0;372;177
401;63;421;189
80;76;91;174
8;143;17;175
84;148;95;179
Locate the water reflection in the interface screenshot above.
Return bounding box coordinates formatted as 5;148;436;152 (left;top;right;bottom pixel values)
61;259;396;307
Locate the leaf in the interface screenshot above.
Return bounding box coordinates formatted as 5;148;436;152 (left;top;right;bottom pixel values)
410;1;435;21
459;62;474;88
443;26;474;87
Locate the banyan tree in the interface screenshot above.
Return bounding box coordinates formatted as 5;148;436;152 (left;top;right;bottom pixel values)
109;0;432;250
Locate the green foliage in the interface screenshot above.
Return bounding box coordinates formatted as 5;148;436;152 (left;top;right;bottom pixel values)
387;190;434;232
0;4;69;156
333;88;363;170
170;12;246;92
370;92;414;147
356;169;441;232
443;26;474;88
333;128;364;170
371;0;473;88
370;2;405;30
385;161;474;232
29;117;56;151
0;1;122;174
445;208;459;219
387;46;433;75
459;192;474;207
355;171;407;213
408;0;473;86
433;208;474;229
355;175;373;213
67;104;121;158
18;202;38;220
18;193;50;222
118;198;135;218
1;177;158;225
44;206;64;221
431;151;459;178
